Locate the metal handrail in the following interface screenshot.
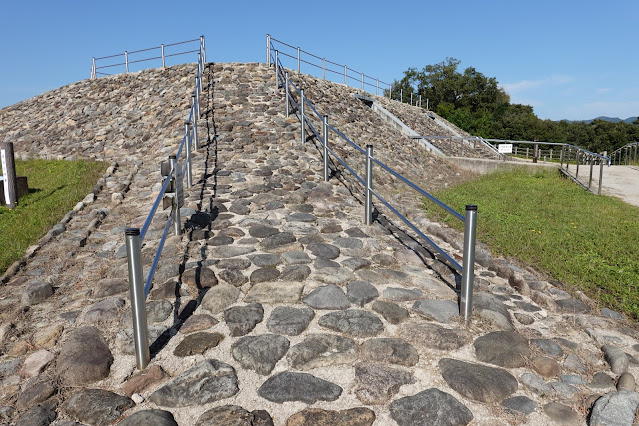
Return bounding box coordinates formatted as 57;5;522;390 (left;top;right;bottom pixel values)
267;34;391;97
91;37;205;79
610;142;639;166
274;55;477;324
124;37;206;370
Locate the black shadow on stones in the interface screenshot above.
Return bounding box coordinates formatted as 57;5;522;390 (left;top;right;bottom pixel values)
149;62;223;359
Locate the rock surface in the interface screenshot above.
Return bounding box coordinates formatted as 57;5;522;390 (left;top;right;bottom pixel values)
0;61;632;425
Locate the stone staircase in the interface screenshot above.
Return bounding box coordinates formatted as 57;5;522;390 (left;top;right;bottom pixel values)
0;62;638;425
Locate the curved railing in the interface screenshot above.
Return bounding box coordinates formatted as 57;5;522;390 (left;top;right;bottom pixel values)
123;39;205;370
610;142;638;166
272;52;478;325
267;35;392;98
91;37;206;79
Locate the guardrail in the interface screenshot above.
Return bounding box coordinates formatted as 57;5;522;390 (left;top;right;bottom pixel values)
610;142;638;166
272;52;478;323
91;37;206;79
123;40;205;370
267;35;392;98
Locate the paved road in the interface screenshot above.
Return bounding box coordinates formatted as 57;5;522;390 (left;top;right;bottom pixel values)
597;165;639;207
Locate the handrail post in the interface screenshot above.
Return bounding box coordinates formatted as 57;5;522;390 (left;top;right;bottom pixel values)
198;53;203;92
598;160;604;195
576;150;580;178
400;89;403;103
297;47;300;72
200;35;206;64
365;145;373;225
323;115;329;182
161;44;165;68
300;89;306;144
192;95;199;150
344;65;347;85
565;147;569;171
285;72;290;117
266;34;271;66
588;155;594;189
169;155;182;236
361;72;364;90
460;205;478;323
196;82;201;118
125;51;129;73
323;58;326;80
274;50;279;89
125;228;150;370
184;122;193;188
91;57;96;79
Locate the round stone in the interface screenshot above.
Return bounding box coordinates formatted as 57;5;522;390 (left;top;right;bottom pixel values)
473;331;529;368
318;310;384;337
267;306;314;336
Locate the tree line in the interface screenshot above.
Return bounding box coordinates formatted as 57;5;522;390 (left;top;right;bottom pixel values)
388;58;639;155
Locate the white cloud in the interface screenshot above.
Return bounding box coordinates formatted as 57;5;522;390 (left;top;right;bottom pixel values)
501;75;573;95
595;88;612;95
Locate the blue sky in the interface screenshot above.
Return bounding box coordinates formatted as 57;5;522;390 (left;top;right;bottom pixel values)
0;0;637;121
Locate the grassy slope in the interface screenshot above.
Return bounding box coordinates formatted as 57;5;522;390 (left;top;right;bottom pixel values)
0;159;107;273
426;169;639;319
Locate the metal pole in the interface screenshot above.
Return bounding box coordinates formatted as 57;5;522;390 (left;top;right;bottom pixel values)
266;34;271;66
184;122;193;188
274;50;279;89
200;35;206;64
0;142;18;209
365;145;373;225
588;156;594;189
323;58;325;80
419;95;422;107
198;53;203;92
125;228;150;370
91;57;96;79
560;146;565;168
323;116;329;182
285;72;290;117
400;89;403;103
576;150;580;178
297;47;300;73
196;83;201;118
460;205;477;323
361;72;364;90
410;93;413;105
300;89;306;144
598;160;604;195
427;98;429;110
192;95;198;150
169;156;182;236
161;44;165;68
344;65;347;85
125;51;129;73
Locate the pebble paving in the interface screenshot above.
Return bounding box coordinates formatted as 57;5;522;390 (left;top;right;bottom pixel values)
0;62;639;425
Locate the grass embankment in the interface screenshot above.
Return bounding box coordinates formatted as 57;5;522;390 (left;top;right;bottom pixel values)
0;159;107;274
426;169;639;319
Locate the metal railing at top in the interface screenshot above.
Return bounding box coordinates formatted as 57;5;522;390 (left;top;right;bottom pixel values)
273;55;478;323
266;34;392;98
610;142;639;166
123;38;205;370
91;37;206;79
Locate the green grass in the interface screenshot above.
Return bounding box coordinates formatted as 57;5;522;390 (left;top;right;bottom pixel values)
0;159;107;274
425;168;639;319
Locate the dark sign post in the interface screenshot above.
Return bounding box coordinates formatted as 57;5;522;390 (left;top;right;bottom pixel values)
1;142;18;209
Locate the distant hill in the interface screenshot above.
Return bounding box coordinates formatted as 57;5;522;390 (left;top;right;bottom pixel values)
562;116;638;124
